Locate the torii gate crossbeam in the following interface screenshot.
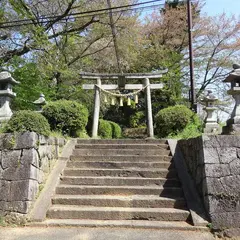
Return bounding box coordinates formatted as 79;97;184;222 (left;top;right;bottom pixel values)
81;71;167;138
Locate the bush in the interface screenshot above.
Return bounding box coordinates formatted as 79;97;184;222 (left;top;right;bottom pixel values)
42;100;88;136
5;110;51;136
155;105;197;138
109;121;122;138
129;111;146;128
98;119;112;139
168;119;203;139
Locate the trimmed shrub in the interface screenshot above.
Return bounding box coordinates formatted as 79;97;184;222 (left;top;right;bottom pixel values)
98;119;112;139
42;100;88;136
155;105;196;138
5;110;51;136
109;121;122;139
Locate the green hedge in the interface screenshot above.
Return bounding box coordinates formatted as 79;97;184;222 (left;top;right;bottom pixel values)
5;110;51;136
109;121;122;138
155;105;196;138
98;119;112;139
42;100;88;136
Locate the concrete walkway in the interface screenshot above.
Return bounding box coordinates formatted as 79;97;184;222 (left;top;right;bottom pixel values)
0;227;215;240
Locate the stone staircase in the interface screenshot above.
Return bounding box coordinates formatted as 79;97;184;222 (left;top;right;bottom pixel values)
44;139;194;228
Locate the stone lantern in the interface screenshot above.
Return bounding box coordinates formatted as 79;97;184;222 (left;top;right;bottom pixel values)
33;93;46;112
202;90;221;134
0;72;19;122
223;64;240;134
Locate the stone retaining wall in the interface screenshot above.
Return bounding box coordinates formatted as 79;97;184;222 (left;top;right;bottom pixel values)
0;132;66;216
178;135;240;229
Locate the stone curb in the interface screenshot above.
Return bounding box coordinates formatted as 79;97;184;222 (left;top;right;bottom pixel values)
168;139;209;227
28;139;77;222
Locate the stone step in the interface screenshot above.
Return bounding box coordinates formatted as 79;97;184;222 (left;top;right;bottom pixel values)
63;168;178;178
60;176;181;187
52;195;187;209
56;185;183;197
72;149;171;156
77;139;167;145
66;161;174;169
47;205;190;221
70;155;173;162
34;219;208;231
75;144;169;150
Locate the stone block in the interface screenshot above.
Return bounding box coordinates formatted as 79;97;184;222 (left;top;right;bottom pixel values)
208;194;239;214
223;228;240;238
211;212;240;229
2;163;38;181
40;156;50;173
38;145;48;159
203;148;220;164
229;158;240;175
47;137;56;145
39;135;48;145
0;133;16;150
205;164;231;178
10;179;38;201
220;175;240;195
21;149;39;167
204;177;225;195
0;201;7;211
219;148;237;164
0;180;10;201
15;132;38;149
6;201;31;214
204;135;240;148
1;150;21;169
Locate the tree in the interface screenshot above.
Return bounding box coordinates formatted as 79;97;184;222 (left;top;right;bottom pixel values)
0;0;100;65
192;13;240;98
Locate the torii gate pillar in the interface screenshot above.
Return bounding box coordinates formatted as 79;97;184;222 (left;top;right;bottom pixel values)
92;78;101;138
144;78;154;138
81;71;167;139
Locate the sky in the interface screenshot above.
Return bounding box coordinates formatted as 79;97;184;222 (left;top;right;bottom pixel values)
202;0;240;16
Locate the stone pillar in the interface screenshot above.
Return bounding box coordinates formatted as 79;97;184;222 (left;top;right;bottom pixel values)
92;78;101;138
0;72;19;122
202;90;221;134
143;78;154;138
33;93;46;112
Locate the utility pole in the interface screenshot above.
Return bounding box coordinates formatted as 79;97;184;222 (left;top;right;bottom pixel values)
187;0;196;112
106;0;122;73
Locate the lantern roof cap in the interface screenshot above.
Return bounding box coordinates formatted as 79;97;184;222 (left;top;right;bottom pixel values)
0;72;19;85
223;64;240;82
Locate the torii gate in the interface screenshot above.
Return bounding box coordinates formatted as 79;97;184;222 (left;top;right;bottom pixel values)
81;70;167;138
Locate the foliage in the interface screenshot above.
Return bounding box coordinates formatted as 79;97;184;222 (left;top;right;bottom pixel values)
109;121;122;139
129;111;146;128
5;110;51;136
76;129;90;139
155;105;197;138
102;100;137;128
10;62;55;110
42;100;88;136
98;119;112;139
167;115;203;139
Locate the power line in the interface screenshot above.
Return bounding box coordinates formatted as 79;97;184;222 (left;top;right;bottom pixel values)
0;3;165;29
0;0;165;26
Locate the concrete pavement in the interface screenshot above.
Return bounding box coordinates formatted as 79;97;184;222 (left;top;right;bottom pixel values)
0;227;215;240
